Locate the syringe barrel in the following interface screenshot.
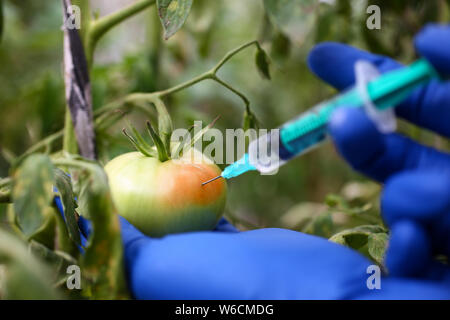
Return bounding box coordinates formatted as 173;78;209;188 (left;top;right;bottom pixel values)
248;58;438;175
248;90;360;174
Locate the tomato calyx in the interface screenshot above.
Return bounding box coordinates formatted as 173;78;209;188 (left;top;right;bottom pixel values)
122;113;220;163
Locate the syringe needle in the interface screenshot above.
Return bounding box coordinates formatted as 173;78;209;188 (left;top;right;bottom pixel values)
202;176;222;186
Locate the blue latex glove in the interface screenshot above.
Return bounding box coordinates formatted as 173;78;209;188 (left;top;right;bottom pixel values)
104;216;449;299
309;24;450;281
74;24;450;300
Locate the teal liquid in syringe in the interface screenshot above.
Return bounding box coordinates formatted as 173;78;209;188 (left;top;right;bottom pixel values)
202;59;439;186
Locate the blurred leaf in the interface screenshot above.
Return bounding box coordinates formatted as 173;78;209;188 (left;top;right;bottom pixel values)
315;1;352;43
336;0;352;16
12;155;54;237
329;225;388;264
29;240;77;285
280;202;327;230
263;0;319;45
367;232;388;265
28;210;56;250
1;147;16;164
187;0;221;58
157;0;193;40
308;212;334;238
340;181;380;203
255;47;271;80
331;224;387;242
270;30;291;62
71;170;90;219
53;168;81;246
325;190;382;226
68;160;128;299
325;193;343;208
53;204;79;257
0;228;59;299
361;23;394;56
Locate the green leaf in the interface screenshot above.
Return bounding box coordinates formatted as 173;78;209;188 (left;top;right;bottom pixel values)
270;30;291;62
325;193;343;208
12;155;55;237
79;166;128;299
341;181;380;204
255;47;271;80
280;202;328;230
71;170;90;219
53;168;81;246
61;159;128;299
28;240;77;284
263;0;319;45
329;225;387;245
304;212;334;238
157;0;193;40
329;225;388;264
0;229;60;299
28;209;57;250
368;233;388;265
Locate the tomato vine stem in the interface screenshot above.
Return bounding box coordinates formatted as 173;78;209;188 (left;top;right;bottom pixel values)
17;40;263;169
85;0;156;67
96;40;261;116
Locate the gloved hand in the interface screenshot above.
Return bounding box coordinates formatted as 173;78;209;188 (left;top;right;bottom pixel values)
74;24;450;300
308;24;450;284
104;215;449;299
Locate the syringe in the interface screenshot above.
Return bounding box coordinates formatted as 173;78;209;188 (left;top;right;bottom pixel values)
202;58;440;185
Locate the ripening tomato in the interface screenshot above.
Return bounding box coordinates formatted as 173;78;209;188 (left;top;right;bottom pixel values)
105;150;227;237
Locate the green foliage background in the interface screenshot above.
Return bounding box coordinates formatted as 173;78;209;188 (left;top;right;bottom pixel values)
0;0;449;299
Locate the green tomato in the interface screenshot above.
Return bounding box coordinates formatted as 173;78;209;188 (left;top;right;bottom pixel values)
105;151;227;237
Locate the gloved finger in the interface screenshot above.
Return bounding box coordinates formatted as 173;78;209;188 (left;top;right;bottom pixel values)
307;42;400;90
308;27;450;137
382;170;450;255
307;25;450;88
214;217;239;233
78;215;92;238
328;107;450;182
381;170;450;227
415;24;450;74
401;23;450;137
384;220;431;278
